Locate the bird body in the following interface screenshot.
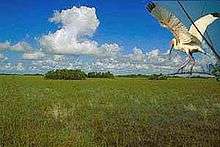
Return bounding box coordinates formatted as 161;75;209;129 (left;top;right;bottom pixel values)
146;2;220;73
172;35;203;54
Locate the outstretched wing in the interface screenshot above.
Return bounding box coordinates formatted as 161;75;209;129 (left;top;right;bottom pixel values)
189;13;220;42
146;2;192;43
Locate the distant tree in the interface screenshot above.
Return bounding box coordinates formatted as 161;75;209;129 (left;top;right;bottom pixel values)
117;74;149;78
210;65;220;81
45;69;86;80
88;72;96;78
87;71;114;79
148;73;167;80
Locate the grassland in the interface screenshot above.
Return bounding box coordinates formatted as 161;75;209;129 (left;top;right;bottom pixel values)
0;76;220;146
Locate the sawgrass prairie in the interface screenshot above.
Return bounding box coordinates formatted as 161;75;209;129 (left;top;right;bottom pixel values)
1;76;220;146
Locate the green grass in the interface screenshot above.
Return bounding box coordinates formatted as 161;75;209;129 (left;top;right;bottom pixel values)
0;76;220;146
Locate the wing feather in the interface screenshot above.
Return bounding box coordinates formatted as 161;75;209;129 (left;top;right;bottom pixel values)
146;2;192;43
189;13;219;42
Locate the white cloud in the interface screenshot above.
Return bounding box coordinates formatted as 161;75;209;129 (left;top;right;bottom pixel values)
127;47;145;61
88;47;201;74
11;41;32;52
1;62;25;72
40;6;122;56
99;43;121;57
50;6;100;37
0;5;217;74
0;46;215;74
53;55;65;61
0;41;10;50
4;63;12;69
147;49;159;59
0;53;8;62
0;41;32;52
0;54;4;59
40;6;101;55
16;63;24;71
22;52;45;60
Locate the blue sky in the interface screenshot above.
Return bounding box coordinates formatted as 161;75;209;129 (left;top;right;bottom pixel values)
0;0;171;51
0;0;220;74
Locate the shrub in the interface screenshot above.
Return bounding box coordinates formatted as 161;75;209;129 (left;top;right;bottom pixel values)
45;69;86;80
148;73;167;80
87;71;114;79
209;64;220;81
117;74;148;78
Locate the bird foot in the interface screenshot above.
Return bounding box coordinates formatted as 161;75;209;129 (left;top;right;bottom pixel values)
176;68;184;74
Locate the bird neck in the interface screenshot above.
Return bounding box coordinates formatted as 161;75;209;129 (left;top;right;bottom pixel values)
173;41;178;49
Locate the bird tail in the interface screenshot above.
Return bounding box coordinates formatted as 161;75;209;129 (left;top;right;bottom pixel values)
211;13;220;18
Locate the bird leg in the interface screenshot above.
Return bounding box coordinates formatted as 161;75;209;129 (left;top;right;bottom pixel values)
177;56;190;73
189;54;196;75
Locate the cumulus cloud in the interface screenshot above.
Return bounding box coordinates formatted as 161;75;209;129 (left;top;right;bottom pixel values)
0;53;8;61
89;48;181;74
0;41;10;50
16;63;24;71
4;63;12;70
0;41;31;52
11;41;32;52
89;47;216;74
40;6;101;55
53;55;65;61
126;47;145;62
0;54;4;59
50;6;100;36
1;46;215;74
0;62;25;72
22;52;45;60
40;6;121;56
0;5;217;74
98;43;121;57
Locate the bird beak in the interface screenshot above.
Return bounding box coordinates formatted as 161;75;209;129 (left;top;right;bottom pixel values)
169;44;174;60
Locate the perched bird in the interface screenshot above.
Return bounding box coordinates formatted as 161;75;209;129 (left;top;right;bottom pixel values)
146;2;220;73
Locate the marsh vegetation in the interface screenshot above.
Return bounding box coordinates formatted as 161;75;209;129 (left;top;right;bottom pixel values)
0;76;220;146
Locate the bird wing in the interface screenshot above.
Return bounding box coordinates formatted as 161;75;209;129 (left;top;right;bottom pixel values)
146;2;192;44
189;13;220;42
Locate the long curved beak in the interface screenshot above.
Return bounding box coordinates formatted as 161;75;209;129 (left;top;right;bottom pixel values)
169;44;174;60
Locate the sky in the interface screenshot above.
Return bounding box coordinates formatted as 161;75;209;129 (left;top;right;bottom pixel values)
0;0;220;74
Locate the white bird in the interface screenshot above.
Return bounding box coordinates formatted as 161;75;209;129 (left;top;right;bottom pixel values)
146;2;220;73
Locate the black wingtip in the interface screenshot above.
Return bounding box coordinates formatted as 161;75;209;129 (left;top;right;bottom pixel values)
146;2;156;13
211;13;220;17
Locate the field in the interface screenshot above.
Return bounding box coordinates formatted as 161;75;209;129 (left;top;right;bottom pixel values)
0;76;220;146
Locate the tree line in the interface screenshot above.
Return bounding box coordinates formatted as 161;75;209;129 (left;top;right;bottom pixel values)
87;71;114;79
118;73;167;80
44;67;220;81
211;65;220;81
44;69;168;80
45;69;114;80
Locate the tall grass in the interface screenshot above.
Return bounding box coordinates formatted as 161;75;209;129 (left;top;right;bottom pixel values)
0;76;220;146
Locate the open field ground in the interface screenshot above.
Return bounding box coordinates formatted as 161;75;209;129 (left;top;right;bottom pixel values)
0;76;220;146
